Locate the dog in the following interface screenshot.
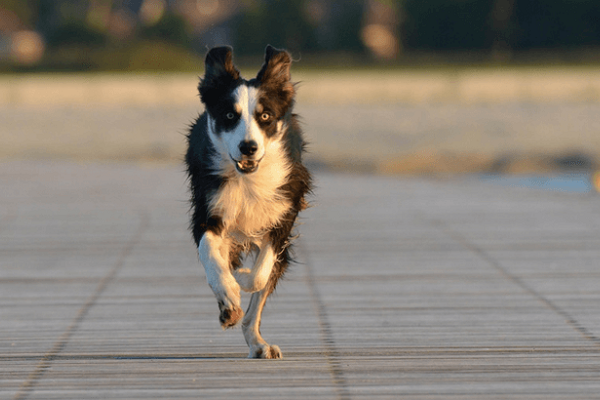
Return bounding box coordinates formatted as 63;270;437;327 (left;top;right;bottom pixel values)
185;45;311;359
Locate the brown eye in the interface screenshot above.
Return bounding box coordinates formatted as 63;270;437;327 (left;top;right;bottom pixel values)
226;112;235;120
260;112;271;121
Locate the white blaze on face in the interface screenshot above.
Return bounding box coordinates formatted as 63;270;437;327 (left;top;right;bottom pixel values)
224;85;265;161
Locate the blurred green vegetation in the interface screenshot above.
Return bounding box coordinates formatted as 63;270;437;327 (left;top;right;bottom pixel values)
1;0;600;72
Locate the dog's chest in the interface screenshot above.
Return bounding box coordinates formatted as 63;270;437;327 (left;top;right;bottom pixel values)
209;173;291;239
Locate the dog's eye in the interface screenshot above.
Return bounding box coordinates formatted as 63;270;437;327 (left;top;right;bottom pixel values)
260;113;271;121
226;112;235;120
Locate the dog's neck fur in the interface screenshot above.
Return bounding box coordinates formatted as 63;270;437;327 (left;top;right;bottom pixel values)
206;114;292;241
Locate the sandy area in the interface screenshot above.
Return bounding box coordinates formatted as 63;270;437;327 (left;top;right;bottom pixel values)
2;68;600;174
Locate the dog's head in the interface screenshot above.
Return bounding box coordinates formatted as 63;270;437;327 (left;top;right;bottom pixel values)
199;45;295;174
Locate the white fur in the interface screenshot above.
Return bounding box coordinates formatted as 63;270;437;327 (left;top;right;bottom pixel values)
242;289;282;359
233;237;276;293
208;140;292;237
207;85;266;163
199;231;241;310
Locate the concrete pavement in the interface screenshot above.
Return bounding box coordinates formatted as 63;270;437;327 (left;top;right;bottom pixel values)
1;161;600;399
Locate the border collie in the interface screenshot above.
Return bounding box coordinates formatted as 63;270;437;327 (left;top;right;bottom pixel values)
185;45;311;359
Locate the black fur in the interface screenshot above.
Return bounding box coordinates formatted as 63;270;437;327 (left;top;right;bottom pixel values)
185;112;225;243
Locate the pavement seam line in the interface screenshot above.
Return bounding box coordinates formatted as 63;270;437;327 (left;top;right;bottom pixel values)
12;210;150;400
298;238;351;400
432;218;600;346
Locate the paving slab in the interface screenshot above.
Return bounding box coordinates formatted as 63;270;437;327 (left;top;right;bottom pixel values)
1;161;600;399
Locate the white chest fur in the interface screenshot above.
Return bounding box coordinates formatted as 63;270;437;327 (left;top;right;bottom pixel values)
208;139;292;240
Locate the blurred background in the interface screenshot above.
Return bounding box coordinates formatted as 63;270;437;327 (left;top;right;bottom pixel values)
3;0;600;70
1;0;600;179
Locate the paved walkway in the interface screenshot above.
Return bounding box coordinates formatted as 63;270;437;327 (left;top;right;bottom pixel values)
1;161;600;399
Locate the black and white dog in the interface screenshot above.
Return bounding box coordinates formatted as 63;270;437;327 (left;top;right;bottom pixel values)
185;45;311;359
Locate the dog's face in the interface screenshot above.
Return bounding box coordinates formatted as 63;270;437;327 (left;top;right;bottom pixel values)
199;46;295;174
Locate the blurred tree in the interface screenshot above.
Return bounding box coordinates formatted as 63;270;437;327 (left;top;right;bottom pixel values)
329;1;364;52
306;0;365;52
402;0;495;51
0;0;35;27
46;19;107;48
361;0;401;59
514;0;600;49
489;0;516;56
4;0;600;71
233;0;318;55
139;11;191;47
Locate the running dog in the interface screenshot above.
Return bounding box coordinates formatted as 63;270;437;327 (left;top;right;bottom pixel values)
185;45;311;359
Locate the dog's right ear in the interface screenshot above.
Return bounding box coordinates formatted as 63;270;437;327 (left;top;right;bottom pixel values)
199;46;240;102
204;46;240;81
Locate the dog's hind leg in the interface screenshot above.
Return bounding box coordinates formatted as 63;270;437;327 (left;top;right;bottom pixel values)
233;237;275;293
240;216;296;359
242;285;282;359
199;231;243;328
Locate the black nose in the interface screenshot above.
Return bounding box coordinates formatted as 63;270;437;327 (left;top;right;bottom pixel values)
239;140;258;156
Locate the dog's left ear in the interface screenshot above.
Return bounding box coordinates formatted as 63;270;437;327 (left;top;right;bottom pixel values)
256;45;292;83
256;45;294;101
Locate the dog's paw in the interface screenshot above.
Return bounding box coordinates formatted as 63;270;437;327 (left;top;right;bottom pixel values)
218;301;244;329
248;344;282;359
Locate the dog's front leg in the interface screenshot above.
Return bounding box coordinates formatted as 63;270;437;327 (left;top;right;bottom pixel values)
199;231;243;328
233;237;275;293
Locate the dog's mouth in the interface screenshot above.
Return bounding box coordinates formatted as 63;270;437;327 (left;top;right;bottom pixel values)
232;157;262;174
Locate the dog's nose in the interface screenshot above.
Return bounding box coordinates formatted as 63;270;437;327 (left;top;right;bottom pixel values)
239;140;258;156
